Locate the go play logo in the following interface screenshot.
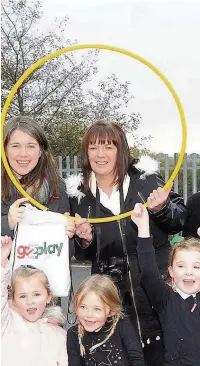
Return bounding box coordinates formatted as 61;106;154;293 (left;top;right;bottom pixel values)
17;242;63;259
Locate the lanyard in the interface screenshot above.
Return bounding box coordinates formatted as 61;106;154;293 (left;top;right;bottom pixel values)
95;186;127;262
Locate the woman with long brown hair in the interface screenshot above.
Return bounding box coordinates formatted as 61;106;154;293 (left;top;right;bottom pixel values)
1;115;75;240
66;120;188;366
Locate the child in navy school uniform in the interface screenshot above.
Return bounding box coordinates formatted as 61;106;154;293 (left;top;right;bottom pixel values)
67;274;145;366
132;203;200;366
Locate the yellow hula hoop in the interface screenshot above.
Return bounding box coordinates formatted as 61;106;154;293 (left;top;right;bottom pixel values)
1;44;187;224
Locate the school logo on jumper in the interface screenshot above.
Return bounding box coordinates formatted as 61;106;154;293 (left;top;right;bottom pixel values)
16;242;63;259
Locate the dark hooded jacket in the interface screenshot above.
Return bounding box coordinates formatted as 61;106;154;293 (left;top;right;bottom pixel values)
67;161;188;338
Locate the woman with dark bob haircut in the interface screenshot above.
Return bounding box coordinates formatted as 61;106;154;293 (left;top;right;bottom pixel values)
66;120;188;366
1;115;75;241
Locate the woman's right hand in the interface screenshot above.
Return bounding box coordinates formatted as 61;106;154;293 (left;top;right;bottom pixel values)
1;236;12;267
8;198;28;230
75;213;93;244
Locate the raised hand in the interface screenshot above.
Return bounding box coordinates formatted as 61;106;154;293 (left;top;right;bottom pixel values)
131;203;150;238
8;197;28;230
147;186;172;212
1;236;12;267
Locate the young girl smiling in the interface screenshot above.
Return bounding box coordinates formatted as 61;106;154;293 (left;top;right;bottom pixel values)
132;203;200;366
1;235;68;366
67;274;145;365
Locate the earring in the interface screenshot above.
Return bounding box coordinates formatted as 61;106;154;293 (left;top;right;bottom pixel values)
171;278;177;292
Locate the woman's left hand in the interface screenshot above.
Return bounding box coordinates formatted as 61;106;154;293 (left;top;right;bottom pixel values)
147;186;172;212
75;214;93;243
64;213;76;239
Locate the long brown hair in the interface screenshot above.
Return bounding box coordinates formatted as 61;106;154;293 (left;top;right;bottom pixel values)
73;274;123;356
168;237;200;285
2;116;61;200
81;120;133;191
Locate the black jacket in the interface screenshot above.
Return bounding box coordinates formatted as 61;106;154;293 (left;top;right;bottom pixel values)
68;165;188;338
67;316;145;366
137;236;200;366
183;192;200;238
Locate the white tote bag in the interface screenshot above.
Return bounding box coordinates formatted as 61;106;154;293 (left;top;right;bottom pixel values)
9;204;71;297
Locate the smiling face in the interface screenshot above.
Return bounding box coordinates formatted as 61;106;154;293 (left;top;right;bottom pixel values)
169;249;200;294
13;273;52;322
87;139;117;181
6;129;41;178
76;291;113;332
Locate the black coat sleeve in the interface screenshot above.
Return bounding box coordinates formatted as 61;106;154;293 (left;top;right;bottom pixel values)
182;192;200;238
1;198;15;238
119;317;145;366
1;213;13;237
137;236;170;313
144;173;188;234
67;327;84;366
73;233;97;261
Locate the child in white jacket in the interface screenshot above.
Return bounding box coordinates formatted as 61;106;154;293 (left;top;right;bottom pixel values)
1;235;68;366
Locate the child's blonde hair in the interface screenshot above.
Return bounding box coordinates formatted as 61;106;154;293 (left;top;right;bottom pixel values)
168;237;200;285
11;266;66;326
73;274;123;357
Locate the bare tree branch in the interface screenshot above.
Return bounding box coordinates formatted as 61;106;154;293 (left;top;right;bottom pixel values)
1;0;143;156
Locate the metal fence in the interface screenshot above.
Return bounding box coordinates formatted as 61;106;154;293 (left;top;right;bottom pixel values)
58;153;200;202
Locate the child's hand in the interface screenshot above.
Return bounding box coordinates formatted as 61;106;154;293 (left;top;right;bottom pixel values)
197;227;200;237
131;203;150;238
1;236;12;267
8;197;28;230
64;213;76;239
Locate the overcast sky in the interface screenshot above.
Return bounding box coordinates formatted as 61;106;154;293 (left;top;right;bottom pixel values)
38;0;200;154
